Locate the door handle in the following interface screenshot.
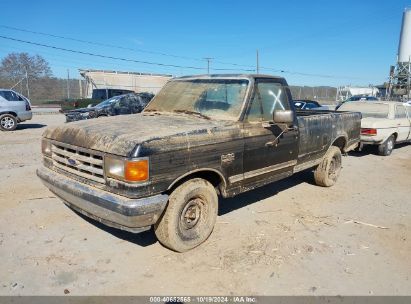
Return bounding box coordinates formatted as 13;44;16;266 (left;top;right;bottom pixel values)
265;139;278;147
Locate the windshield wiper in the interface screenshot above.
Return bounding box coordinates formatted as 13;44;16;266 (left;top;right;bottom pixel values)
173;110;210;120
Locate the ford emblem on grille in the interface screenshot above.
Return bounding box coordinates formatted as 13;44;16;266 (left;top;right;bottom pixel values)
67;158;77;166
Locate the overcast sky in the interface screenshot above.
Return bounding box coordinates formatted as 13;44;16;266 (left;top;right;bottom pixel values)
0;0;409;86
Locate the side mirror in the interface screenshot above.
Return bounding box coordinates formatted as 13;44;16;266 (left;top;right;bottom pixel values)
273;110;294;124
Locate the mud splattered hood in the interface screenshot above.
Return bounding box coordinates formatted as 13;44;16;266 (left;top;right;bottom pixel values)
43;113;231;156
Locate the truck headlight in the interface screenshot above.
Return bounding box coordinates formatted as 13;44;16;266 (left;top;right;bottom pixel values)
104;156;149;183
41;139;52;157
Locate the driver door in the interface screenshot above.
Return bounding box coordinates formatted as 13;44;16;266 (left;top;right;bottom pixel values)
241;80;299;188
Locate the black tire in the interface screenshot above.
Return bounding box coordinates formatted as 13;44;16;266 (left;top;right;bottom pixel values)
0;114;17;131
154;178;218;252
314;146;342;187
378;135;395;156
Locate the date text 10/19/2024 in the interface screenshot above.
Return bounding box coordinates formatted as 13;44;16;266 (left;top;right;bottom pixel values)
149;296;257;303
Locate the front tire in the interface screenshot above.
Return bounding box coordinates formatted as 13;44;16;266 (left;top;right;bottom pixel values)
378;135;394;156
314;146;342;187
154;178;218;252
0;114;17;131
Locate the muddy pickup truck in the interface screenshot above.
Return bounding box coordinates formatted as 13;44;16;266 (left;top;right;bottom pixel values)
37;74;361;252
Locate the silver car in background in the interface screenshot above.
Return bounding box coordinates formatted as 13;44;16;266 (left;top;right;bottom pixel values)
0;89;32;131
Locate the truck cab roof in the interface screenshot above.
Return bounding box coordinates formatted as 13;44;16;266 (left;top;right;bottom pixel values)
174;74;286;82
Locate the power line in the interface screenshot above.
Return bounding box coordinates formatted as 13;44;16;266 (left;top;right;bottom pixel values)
259;66;368;80
0;35;206;70
0;35;255;72
0;34;370;80
0;24;206;62
0;24;254;69
0;44;253;75
0;24;348;74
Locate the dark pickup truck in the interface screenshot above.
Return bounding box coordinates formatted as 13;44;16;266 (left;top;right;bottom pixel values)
37;74;361;252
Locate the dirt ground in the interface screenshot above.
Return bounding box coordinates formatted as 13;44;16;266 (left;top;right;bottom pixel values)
0;114;410;296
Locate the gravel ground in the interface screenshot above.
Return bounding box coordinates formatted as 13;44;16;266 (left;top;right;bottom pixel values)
0;114;410;296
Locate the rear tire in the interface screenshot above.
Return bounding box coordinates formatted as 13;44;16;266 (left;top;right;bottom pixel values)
378;135;394;156
0;114;17;131
314;146;342;187
154;178;218;252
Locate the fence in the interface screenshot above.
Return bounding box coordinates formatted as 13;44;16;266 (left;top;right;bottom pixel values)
1;76;339;105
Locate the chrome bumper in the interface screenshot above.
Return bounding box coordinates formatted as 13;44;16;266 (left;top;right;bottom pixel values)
37;167;168;233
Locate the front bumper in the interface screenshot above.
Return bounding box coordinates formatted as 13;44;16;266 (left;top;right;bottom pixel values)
37;167;168;233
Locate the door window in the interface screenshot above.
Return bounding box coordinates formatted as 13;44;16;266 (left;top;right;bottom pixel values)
405;106;411;118
395;105;407;119
0;91;19;101
247;82;289;122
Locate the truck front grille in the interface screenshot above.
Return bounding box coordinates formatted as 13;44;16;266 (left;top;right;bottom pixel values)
51;142;105;184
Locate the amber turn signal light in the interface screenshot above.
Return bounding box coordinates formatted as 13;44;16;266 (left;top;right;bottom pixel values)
125;159;149;182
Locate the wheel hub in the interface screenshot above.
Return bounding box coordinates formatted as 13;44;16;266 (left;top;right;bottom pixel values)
181;198;203;229
328;156;339;180
1;117;15;129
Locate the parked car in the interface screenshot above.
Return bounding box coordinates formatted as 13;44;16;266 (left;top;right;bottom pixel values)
335;95;379;110
337;101;411;156
0;89;32;131
37;74;361;252
64;92;154;122
346;95;378;102
92;88;134;100
293;99;321;110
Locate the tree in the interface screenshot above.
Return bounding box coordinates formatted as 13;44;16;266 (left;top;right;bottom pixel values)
0;52;52;81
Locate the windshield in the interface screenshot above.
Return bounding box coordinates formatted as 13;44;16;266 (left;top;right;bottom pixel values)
144;79;249;120
338;102;389;118
347;96;377;101
95;95;122;108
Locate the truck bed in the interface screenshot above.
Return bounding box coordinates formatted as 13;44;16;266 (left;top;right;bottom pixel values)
294;109;361;171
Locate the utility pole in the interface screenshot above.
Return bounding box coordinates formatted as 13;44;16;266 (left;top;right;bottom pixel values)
204;57;213;74
24;67;30;99
66;69;70;100
79;78;83;98
256;49;260;74
408;57;411;100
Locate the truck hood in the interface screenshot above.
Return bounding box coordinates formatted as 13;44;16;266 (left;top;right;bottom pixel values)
43;113;230;156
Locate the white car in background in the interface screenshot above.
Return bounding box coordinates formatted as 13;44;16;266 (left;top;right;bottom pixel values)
337;101;411;156
0;89;32;131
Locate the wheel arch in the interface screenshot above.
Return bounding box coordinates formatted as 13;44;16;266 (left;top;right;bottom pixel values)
0;111;18;117
331;135;347;152
167;168;227;194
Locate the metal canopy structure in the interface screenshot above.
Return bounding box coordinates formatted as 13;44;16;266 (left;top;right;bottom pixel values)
79;69;173;98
